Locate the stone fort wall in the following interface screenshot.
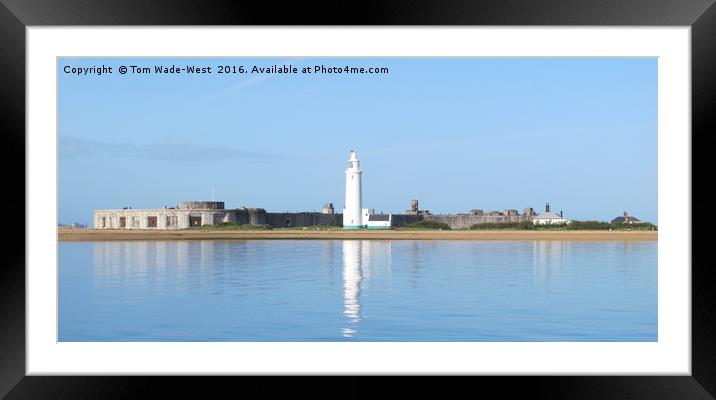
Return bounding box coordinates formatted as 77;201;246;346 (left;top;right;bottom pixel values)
94;208;532;230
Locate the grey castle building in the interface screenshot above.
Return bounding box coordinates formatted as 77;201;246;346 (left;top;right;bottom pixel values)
93;201;343;230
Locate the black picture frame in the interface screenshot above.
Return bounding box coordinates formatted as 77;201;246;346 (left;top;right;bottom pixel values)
1;0;712;398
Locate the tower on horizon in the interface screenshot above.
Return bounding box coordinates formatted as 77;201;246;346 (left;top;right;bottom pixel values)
343;150;365;229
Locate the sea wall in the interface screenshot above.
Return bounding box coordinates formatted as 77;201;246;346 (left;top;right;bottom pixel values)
265;212;342;228
425;214;530;229
94;208;533;230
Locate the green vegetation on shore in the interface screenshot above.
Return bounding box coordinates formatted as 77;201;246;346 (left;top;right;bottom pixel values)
469;221;657;231
399;220;452;230
188;223;273;231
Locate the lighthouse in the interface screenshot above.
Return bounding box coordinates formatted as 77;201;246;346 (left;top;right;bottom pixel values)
343;150;365;229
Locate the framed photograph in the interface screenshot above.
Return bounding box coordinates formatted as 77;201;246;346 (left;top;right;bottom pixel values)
3;0;713;397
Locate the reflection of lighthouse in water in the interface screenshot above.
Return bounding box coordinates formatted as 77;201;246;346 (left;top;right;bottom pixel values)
341;240;393;338
531;240;567;285
342;240;364;337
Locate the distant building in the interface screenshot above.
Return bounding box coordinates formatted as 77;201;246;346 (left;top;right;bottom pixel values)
612;211;642;224
405;199;430;215
532;203;570;225
367;214;392;229
322;203;335;214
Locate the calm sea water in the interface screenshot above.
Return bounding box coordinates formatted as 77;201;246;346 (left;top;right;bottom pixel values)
59;240;657;341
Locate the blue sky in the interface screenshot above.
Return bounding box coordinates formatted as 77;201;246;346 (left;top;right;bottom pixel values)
58;57;657;224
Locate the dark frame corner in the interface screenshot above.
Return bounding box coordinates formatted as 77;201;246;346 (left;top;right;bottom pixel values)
1;0;713;398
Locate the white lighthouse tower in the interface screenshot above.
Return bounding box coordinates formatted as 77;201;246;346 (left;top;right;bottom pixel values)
343;150;365;229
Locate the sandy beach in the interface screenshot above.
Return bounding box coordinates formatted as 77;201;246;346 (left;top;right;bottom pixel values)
59;228;657;242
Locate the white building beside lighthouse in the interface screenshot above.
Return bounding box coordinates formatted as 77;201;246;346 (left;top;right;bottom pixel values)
532;203;571;225
343;150;366;229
